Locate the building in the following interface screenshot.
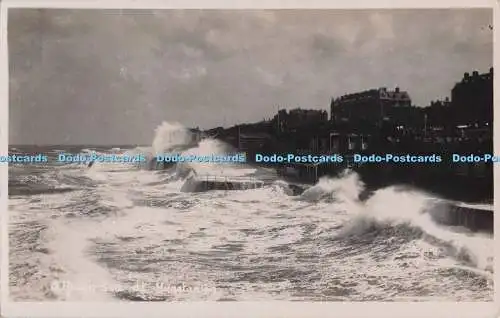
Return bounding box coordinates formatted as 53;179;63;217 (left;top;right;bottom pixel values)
330;87;412;128
238;132;272;153
421;98;452;131
273;108;328;132
451;68;493;127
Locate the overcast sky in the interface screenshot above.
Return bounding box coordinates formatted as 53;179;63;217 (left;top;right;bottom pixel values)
9;9;492;145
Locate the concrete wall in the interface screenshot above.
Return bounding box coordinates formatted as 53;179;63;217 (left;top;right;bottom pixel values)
429;202;493;233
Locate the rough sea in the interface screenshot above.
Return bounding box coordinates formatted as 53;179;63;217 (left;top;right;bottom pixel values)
8;122;494;302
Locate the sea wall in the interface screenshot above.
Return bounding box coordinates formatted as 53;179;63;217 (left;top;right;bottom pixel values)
180;176;264;192
429;202;493;233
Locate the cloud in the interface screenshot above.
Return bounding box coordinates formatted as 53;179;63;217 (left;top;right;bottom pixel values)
8;8;492;145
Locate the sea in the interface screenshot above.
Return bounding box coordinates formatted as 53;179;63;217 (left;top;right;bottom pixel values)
8;122;494;301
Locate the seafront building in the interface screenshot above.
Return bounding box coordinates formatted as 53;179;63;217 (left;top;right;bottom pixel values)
212;67;493;153
451;68;493;127
330;87;412;127
273;108;328;133
200;67;493;201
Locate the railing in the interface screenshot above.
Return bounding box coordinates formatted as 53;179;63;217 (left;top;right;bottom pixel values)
201;174;264;184
199;174;265;191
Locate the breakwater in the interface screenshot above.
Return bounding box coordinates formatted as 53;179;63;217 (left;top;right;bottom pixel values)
429;201;493;233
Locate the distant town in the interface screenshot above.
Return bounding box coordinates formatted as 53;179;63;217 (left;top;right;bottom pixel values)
199;67;494;202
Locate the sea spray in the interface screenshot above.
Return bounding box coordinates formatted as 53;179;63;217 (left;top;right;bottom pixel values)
337;185;493;272
152;121;193;155
299;170;365;205
10;145;493;301
128;121;195;170
295;171;492;274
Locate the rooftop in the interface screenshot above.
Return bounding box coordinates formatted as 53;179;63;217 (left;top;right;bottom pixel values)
334;87;410;102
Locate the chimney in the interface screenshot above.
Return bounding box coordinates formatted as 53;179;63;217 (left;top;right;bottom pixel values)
395;87;400;93
490;67;493;74
473;71;479;77
464;72;470;80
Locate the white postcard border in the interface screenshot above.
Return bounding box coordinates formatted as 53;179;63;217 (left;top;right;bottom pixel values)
0;0;498;317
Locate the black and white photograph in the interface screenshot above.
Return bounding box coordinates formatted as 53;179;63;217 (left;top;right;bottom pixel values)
7;7;494;304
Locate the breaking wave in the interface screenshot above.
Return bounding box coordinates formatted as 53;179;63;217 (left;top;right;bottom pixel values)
9;121;493;302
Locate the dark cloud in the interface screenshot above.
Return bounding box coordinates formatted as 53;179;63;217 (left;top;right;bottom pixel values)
8;8;492;145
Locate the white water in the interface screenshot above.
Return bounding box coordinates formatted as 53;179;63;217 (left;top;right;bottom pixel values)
9;121;494;301
152;121;193;154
